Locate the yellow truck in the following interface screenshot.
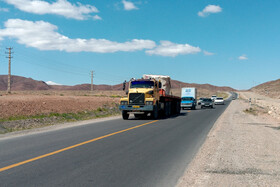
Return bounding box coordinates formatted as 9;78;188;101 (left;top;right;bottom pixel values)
119;74;181;120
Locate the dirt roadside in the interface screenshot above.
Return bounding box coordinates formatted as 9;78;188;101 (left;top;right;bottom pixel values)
177;94;280;186
239;91;280;121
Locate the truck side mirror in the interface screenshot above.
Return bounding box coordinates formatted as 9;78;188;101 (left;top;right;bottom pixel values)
123;81;126;91
125;90;128;95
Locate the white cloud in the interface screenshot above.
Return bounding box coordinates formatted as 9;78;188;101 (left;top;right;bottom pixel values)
146;41;201;57
203;50;214;56
238;54;248;60
198;5;222;17
0;19;156;53
4;0;98;20
122;0;138;11
0;8;9;12
93;15;102;20
46;81;61;85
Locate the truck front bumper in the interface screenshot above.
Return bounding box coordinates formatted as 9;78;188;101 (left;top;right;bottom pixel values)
181;103;194;108
119;105;154;112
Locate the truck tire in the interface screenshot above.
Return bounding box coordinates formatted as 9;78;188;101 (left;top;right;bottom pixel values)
152;105;159;119
176;101;181;114
122;111;129;120
164;103;168;117
192;105;196;110
165;102;171;117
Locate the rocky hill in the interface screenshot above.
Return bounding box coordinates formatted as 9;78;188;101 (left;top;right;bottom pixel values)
0;75;51;91
250;78;280;99
0;75;235;92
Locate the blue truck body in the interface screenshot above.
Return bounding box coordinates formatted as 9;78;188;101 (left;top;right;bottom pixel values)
181;87;197;110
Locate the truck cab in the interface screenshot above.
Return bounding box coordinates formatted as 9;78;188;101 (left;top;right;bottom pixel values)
119;75;181;120
181;97;196;110
119;79;160;119
181;87;197;110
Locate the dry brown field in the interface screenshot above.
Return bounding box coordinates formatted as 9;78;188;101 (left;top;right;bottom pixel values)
0;90;124;119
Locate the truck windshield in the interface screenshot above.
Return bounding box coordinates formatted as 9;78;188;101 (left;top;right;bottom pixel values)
130;81;154;88
182;97;193;101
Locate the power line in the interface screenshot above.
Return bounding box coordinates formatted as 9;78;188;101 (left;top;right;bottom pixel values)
17;48;129;81
4;47;130;85
17;48;90;74
15;52;89;77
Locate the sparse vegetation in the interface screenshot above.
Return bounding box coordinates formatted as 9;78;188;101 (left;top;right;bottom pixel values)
244;107;258;115
0;104;120;134
217;92;229;99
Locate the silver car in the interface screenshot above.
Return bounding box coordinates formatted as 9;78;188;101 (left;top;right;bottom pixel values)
201;98;214;109
214;97;224;105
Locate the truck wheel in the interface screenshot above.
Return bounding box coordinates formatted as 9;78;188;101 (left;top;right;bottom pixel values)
177;102;181;114
168;102;172;116
122;111;129;120
152;105;159;119
164;102;169;117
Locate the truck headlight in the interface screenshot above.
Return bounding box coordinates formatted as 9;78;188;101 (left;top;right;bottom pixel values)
146;101;153;105
121;101;128;105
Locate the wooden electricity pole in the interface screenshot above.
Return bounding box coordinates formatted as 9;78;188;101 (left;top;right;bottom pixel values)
91;70;94;94
6;47;13;94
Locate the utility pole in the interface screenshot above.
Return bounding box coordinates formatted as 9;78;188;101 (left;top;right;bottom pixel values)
6;47;13;94
90;70;94;94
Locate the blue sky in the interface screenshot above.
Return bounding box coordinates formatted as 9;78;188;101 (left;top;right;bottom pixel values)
0;0;279;90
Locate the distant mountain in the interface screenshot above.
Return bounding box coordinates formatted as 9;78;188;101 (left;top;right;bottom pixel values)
170;80;235;92
250;78;280;99
0;75;235;92
0;75;51;91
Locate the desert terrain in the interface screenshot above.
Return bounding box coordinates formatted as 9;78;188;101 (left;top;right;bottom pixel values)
0;90;123;133
0;75;232;133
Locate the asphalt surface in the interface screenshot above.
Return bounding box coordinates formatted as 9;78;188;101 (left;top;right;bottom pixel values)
0;97;233;187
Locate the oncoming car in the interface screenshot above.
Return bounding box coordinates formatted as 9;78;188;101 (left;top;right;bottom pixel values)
214;97;225;105
201;98;214;109
197;98;205;105
211;95;217;101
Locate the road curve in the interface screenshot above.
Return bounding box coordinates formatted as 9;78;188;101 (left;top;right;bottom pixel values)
0;98;232;187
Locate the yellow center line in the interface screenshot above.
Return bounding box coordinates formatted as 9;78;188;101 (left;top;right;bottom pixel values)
0;120;158;173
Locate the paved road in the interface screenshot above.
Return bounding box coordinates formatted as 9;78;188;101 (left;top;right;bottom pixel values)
0;98;232;187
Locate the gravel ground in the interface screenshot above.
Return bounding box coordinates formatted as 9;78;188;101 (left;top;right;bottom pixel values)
240;91;280;120
177;96;280;186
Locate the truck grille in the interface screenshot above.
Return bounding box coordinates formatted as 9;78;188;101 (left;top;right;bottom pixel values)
129;93;145;105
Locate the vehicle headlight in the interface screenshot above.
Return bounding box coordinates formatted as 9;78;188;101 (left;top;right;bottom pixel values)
121;101;128;105
146;101;153;105
201;103;205;105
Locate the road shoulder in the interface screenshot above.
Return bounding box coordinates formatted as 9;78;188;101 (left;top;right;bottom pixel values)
177;99;280;186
